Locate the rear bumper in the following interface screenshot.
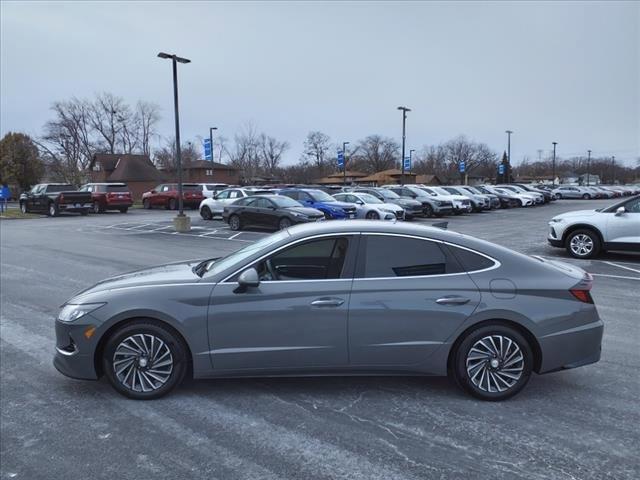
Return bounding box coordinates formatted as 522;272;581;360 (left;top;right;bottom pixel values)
105;201;133;208
538;319;604;374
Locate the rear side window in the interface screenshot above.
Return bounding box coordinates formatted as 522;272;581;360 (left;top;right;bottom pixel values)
361;235;452;278
106;185;128;192
447;245;496;272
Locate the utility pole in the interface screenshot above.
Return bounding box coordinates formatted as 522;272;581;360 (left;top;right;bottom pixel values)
398;106;411;185
158;51;191;232
505;130;513;184
612;156;616;184
552;142;557;187
209;127;217;161
587;150;591;186
342;141;349;186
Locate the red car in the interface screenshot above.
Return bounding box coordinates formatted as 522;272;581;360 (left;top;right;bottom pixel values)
81;183;133;213
142;183;204;210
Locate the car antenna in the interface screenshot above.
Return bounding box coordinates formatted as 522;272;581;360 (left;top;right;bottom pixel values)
431;221;448;230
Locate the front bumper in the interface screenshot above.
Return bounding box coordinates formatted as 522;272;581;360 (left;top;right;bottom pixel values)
53;318;100;380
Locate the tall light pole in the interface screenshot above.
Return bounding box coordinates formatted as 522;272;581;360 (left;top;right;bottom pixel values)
587;150;591;186
552;142;557;186
342;141;350;186
158;51;191;232
209;127;217;162
398;106;411;185
505;130;513;184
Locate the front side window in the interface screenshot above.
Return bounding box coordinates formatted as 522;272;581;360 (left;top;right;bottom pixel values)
252;198;273;209
361;235;450;278
216;190;230;199
229;190;241;199
623;197;640;213
255;237;349;281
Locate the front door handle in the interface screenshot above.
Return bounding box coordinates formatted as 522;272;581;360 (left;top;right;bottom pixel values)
436;296;471;305
310;297;344;307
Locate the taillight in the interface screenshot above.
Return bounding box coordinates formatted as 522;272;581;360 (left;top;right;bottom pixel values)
570;289;593;304
59;194;65;203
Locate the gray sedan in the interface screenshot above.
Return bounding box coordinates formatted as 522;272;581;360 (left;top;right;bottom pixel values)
54;221;603;401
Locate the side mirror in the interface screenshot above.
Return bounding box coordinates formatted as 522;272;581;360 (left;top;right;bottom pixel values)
356;200;364;205
235;267;260;293
151;190;157;194
615;206;626;216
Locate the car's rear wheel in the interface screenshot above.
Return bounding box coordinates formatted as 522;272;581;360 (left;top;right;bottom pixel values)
278;217;292;230
168;198;177;210
143;199;151;209
20;202;28;214
119;207;128;213
582;193;590;200
93;201;103;214
453;324;533;401
102;321;188;400
365;210;379;220
566;229;601;259
229;214;242;231
200;205;213;220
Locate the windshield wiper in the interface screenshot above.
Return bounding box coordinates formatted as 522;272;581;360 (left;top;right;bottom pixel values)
193;257;221;277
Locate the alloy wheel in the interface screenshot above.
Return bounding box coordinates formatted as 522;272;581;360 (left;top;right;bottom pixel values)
20;202;27;214
466;335;524;393
112;334;173;393
569;234;594;257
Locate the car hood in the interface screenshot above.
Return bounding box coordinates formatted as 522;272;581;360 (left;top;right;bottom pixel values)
321;201;355;209
286;206;324;216
552;209;599;221
70;261;201;300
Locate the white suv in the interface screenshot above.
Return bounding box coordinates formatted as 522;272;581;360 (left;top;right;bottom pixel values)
548;195;640;258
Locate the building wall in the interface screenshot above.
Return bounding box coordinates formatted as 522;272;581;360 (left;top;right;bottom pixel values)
187;168;240;185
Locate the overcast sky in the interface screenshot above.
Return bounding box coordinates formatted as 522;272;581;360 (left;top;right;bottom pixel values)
1;1;638;166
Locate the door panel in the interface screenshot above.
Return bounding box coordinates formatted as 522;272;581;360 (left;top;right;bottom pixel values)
208;280;351;370
606;208;640;244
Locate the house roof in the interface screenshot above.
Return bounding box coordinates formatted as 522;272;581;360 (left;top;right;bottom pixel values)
357;169;416;182
324;170;367;178
92;153;120;172
106;155;165;182
182;160;238;170
414;174;442;184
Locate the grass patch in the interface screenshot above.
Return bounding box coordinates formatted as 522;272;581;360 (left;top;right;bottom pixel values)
0;209;41;219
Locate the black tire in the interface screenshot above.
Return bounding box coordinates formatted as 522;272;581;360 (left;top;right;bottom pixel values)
323;211;332;220
102;320;188;400
565;229;601;259
93;201;103;214
168;198;177;210
20;202;28;214
119;207;128;213
48;202;58;217
423;204;434;218
365;210;379;220
452;323;533;401
143;199;151;210
278;217;292;230
582;193;590;200
200;206;213;220
80;209;89;216
229;214;242;231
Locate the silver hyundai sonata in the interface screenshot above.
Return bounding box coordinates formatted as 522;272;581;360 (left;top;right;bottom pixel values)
54;221;603;401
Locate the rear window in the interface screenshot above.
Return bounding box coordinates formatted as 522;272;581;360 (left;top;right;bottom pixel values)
182;184;200;191
106;185;129;192
447;245;496;272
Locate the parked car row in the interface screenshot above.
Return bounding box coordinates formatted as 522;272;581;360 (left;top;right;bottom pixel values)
540;184;640;199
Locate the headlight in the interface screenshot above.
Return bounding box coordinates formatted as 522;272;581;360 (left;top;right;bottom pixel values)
291;212;309;219
549;218;563;223
58;303;105;323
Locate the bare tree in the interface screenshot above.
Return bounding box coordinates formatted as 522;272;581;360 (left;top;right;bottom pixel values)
259;134;289;175
229;124;262;182
90;93;130;154
354;135;399;173
136;101;161;156
302;131;332;170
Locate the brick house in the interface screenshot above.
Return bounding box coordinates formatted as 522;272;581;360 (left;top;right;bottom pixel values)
161;160;240;185
355;169;417;186
89;154;166;201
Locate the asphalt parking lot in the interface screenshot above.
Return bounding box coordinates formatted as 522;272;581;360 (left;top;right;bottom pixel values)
1;199;639;480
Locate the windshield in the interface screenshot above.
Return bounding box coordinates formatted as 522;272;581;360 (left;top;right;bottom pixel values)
378;189;400;199
272;196;302;208
358;193;383;204
431;187;451;196
465;186;481;194
203;229;290;277
309;190;336;202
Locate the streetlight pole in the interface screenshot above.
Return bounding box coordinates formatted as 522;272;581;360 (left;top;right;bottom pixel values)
552;142;557;187
505;130;513;184
158;51;191;232
587;150;591;186
342;141;349;186
398;106;411;185
209;127;217;162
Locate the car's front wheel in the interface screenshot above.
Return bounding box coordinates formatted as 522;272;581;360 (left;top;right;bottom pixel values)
168;198;177;210
582;193;590;200
365;210;379;220
93;201;103;214
143;199;151;209
423;204;434;217
48;202;58;217
566;229;601;259
102;321;188;400
452;324;533;401
20;202;28;214
278;217;292;230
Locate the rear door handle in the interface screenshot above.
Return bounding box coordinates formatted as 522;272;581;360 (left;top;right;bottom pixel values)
436;296;471;305
311;297;344;307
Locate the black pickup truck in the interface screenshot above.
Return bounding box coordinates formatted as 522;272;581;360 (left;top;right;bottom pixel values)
19;184;92;217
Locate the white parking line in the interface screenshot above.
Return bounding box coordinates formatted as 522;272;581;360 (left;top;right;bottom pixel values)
228;233;242;240
602;261;640;274
592;273;640;281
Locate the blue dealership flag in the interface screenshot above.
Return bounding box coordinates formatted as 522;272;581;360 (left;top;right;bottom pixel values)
459;161;466;173
403;157;411;171
337;149;344;169
203;138;213;161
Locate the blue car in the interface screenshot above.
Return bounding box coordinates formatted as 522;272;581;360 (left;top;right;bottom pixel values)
279;188;357;219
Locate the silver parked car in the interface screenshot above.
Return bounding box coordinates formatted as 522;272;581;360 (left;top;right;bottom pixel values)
54;221;603;401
